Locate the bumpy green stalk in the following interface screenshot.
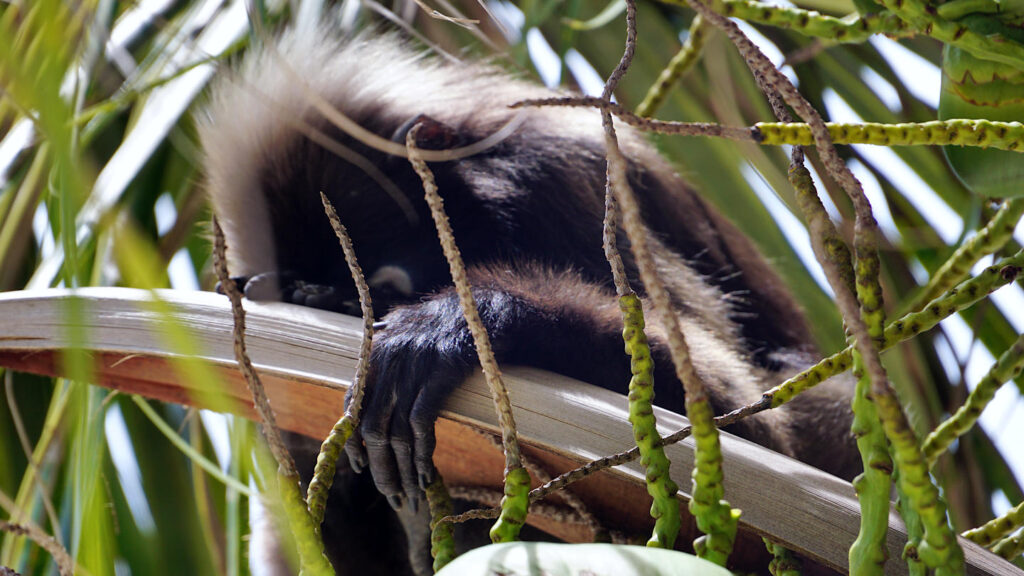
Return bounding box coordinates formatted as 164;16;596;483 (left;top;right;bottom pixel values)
873;391;964;575
488;466;532;543
636;15;708;118
688;393;741;566
407;127;529;544
769;250;1023;407
924;333;1024;467
661;0;910;40
963;499;1024;546
279;471;334;576
619;293;681;549
426;476;456;572
849;353;893;576
868;0;1024;68
992;530;1024;560
755;120;1024;152
852;232;964;575
914;199;1024;309
307;194;374;527
895;468;927;576
764;539;802;576
307;417;357;525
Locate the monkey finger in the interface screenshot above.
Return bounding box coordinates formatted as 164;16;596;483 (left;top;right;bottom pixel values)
409;372;454;491
359;356;407;502
344;426;368;473
389;415;422;512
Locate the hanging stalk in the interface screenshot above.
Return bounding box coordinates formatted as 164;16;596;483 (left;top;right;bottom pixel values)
306;193;375;526
619;292;681;548
425;476;456;572
405;126;529;544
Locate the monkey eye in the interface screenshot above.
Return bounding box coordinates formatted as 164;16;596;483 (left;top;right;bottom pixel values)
368;265;415;299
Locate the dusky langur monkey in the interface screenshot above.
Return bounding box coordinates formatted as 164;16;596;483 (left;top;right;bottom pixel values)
201;28;859;576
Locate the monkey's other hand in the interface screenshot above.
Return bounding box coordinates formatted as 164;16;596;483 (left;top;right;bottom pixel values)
344;293;477;512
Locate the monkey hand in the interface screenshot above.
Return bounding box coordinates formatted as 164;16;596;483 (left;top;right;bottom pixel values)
344;290;478;512
343;270;641;510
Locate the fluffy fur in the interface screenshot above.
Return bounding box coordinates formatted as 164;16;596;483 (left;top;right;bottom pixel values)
201;29;859;576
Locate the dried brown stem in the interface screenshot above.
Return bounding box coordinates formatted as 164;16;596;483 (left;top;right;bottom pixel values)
405;126;523;476
211;216;297;477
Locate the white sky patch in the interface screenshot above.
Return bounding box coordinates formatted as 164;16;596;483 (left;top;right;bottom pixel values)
908;256;929;286
155;193;200;290
869;36;941;109
487;0;524;43
849;158;900;243
105;404;157;533
168;249;200;291
933;335;963;385
733;20;797;86
741;163;834;297
32;202;56;262
1015;211;1024;248
199;410;232;472
822;89;963;244
526;28;561;88
990;284;1024;334
154;193;177;236
860;66;901;113
992;490;1012;517
565;49;606;97
0;119;34;188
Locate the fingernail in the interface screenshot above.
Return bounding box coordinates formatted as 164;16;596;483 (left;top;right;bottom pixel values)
387;494;404;511
349;456;365;473
418;472;434;491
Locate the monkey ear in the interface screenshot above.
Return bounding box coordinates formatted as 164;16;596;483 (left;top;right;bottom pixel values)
392;114;465;150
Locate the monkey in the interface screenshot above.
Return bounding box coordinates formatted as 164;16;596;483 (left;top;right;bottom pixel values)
200;26;860;576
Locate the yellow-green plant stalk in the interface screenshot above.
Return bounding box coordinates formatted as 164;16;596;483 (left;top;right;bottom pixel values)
307;193;375;527
963;499;1024;546
488;466;532;543
848;353;893;576
895;469;927;576
763;538;802;576
307;417;357;526
662;0;909;40
875;0;1024;66
769;250;1023;407
991;530;1024;560
406;126;530;544
872;391;964;574
636;14;707;118
688;393;741;566
279;471;335;576
754;119;1024;153
913;199;1024;309
619;292;681;549
923;333;1024;467
425;476;457;572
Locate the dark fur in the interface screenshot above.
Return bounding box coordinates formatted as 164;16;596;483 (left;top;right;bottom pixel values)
202;29;859;576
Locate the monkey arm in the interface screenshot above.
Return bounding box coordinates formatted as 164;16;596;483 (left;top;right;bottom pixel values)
343;264;687;509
